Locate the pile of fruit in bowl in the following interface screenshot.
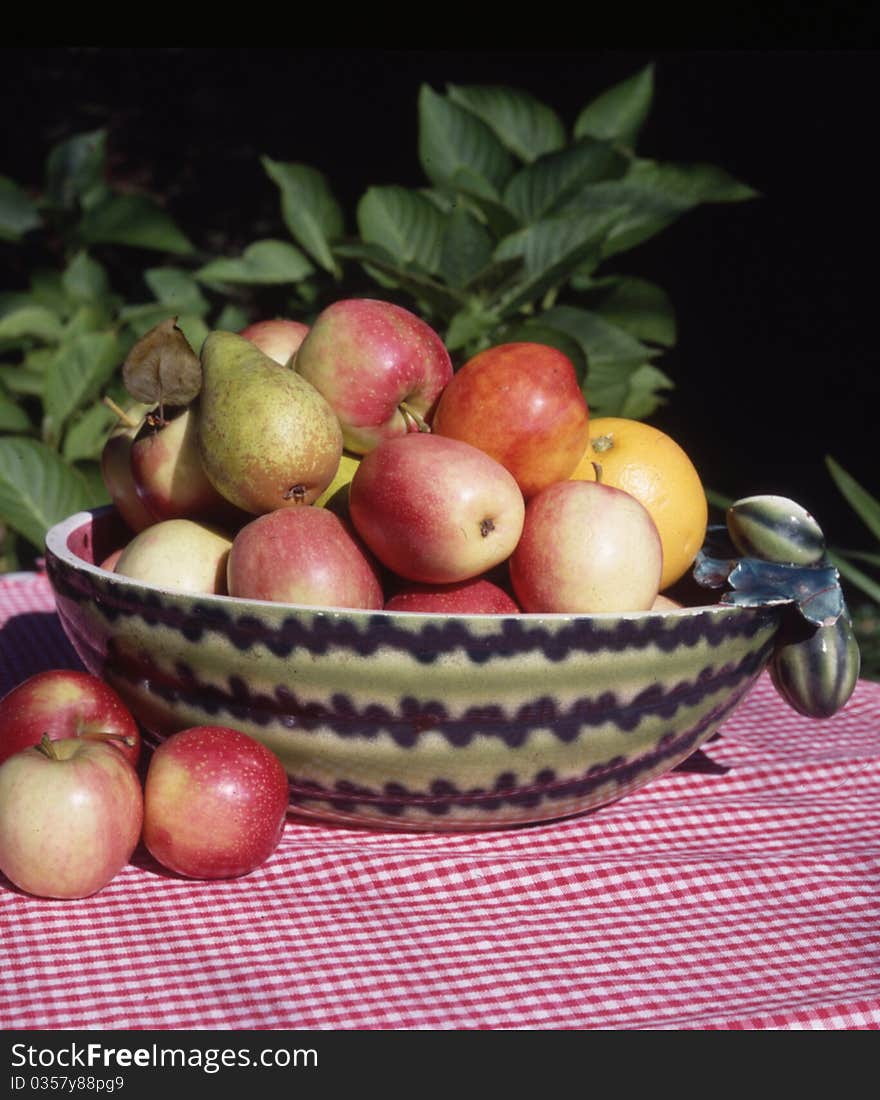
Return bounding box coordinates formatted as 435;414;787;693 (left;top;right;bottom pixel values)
25;301;859;858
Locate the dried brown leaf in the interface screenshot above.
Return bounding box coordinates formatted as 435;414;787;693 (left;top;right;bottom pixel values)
122;317;202;407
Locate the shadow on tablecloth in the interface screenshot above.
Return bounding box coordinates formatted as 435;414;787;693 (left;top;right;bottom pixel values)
0;611;83;694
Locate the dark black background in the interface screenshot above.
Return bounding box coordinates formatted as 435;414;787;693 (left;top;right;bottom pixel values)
2;48;876;549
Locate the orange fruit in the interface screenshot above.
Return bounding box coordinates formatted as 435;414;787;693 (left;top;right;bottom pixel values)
570;417;708;591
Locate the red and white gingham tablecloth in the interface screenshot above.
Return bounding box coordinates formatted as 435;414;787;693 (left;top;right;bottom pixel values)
1;572;878;1031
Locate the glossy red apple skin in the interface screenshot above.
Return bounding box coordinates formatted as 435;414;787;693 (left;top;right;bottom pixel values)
0;669;141;767
101;418;155;533
385;577;521;614
143;726;289;880
432;342;590;498
239;319;310;366
0;737;143;899
130;405;243;526
227;507;384;609
510;480;663;614
349;434;525;584
295;298;454;454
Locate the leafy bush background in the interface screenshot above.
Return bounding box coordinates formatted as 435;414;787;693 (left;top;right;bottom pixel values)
0;66;755;569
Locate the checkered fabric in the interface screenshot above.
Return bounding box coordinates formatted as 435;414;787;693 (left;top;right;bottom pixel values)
1;573;878;1030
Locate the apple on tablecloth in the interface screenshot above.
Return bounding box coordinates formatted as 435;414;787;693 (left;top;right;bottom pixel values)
0;668;141;767
0;736;143;899
143;726;290;880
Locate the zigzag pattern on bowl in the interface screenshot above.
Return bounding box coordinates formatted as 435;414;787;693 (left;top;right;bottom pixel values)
45;509;782;830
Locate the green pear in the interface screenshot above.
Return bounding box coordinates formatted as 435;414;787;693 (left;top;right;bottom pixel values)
197;331;343;514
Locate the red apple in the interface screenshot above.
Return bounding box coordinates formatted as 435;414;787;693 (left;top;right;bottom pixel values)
385;577;520;614
295;298;454;454
0;736;143;899
100;413;155;533
510;480;663;613
0;669;141;767
130;405;242;526
227;507;384;609
239;318;310;366
432;342;590;498
349;434;525;584
143;726;289;880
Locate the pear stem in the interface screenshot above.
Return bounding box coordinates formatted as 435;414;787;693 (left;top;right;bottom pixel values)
102;396;139;429
592;461;603;483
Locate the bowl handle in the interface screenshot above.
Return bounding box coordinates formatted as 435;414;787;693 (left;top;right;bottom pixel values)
692;495;861;719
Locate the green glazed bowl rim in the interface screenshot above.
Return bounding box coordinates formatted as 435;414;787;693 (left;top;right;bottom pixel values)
45;505;733;625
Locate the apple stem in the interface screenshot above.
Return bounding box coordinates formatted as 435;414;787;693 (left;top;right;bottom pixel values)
102;396;139;429
36;733;60;760
592;461;604;483
399;402;431;434
79;730;137;748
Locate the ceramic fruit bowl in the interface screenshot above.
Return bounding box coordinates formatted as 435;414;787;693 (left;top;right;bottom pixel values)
46;506;794;832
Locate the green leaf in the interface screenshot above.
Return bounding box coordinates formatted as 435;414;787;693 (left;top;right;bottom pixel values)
119;306;209;355
62;401;116;462
63;304;114;338
45;130;107;212
705;487;734;511
826;456;880;542
144;267;208;312
357;186;446;275
576;275;677;346
418;85;515;194
195;239;314;286
439;206;494;289
73;460;110;508
79;195;193;254
118;302;180;331
615;363;675;419
62;252;110;304
0;176;41;241
447;84;566;163
837;549;880;568
216;304;250;332
0;437;95;550
0;305;62;343
334;242;466;319
446;174;521;238
574;64;655;149
492;208;623;314
28;272;70;316
444;301;502;354
175;315;210;355
44;330;121;433
0;394;31;433
0;349;54;396
626;158;758;205
561;159;756;258
460;255;523;295
503;137;629;224
828;551;880;605
262;158;344;275
537;305;669;417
